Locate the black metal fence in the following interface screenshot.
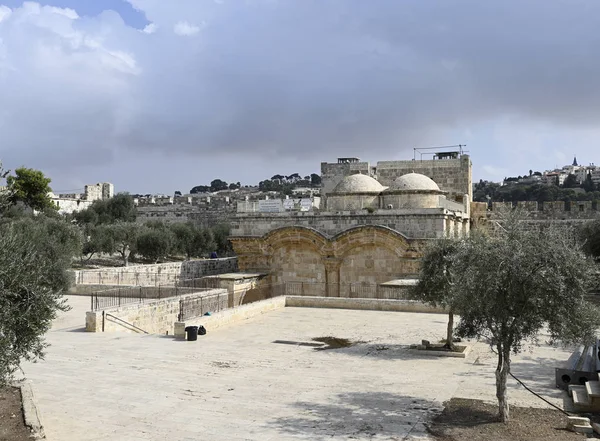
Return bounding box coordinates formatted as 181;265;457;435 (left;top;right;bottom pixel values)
90;283;215;311
178;291;228;321
89;279;413;312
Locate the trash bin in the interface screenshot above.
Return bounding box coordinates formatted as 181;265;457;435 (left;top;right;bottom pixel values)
185;326;198;341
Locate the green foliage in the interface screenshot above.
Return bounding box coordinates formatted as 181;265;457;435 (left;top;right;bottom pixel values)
441;212;600;421
73;193;136;225
310;173;322;186
563;173;579;189
92;222;139;266
6;167;55;212
0;216;78;385
411;238;460;348
0;161;11;213
474;180;600;204
579;219;600;261
170;223;196;259
411;238;458;308
136;228;172;263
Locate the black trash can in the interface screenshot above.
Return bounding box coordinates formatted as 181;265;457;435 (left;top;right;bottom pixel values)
185;326;198;341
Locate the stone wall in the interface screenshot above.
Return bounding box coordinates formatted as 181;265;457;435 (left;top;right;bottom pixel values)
53;198;93;215
136;205;236;227
376;155;472;203
85;288;228;334
75;258;239;285
320;155;472;205
489;201;600;220
231;209;467;240
174;296;287;336
285;296;445;313
231;225;424;287
320;160;371;204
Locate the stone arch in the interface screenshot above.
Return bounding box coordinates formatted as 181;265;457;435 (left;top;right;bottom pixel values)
333;226;415;288
263;226;329;251
262;226;327;293
332;225;410;259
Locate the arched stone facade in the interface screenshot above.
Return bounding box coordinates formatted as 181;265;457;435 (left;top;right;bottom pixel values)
230;225;421;296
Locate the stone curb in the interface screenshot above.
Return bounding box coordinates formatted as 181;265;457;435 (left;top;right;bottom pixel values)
18;380;46;440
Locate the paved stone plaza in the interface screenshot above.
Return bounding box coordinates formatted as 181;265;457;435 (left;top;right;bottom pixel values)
23;296;572;441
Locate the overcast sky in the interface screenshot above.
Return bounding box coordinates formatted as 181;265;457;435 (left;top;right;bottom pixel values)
1;1;599;195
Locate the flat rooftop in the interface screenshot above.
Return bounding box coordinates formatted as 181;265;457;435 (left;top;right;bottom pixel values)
23;296;572;441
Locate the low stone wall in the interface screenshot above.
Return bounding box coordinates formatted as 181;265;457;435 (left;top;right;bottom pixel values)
85;288;228;334
174;296;286;336
75;258;238;286
285;296;446;313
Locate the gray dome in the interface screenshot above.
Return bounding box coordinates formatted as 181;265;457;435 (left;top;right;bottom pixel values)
387;173;441;192
332;174;385;194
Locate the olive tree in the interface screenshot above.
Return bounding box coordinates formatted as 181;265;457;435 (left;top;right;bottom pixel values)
580;219;600;262
0;216;79;385
96;222;139;266
136;227;173;263
410;238;459;349
449;216;600;422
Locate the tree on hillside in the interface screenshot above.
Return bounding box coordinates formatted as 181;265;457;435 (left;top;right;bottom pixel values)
563;173;578;189
210;179;228;192
410;238;460;349
6;167;55;212
0;216;79;385
190;185;210;194
310;173;322;187
447;213;600;422
580;219;600;262
582;173;596;192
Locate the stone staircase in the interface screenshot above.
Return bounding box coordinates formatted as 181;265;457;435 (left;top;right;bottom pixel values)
569;380;600;412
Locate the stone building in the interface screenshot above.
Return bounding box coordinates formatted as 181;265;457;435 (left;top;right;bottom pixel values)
230;162;471;295
50;182;114;214
321;153;472;206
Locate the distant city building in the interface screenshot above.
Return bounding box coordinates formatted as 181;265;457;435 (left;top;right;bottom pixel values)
50;182;114;214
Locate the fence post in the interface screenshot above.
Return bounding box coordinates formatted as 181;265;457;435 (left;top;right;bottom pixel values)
139;286;142;303
301;282;305;296
118;289;121;307
90;295;93;311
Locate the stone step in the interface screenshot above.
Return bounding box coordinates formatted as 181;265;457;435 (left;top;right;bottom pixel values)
572;387;592;408
573;424;594;434
568;384;582;397
586;380;600;398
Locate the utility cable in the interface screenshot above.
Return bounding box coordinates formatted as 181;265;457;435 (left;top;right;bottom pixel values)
509;371;571;416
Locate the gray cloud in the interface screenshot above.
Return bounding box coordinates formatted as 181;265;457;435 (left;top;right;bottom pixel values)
1;1;600;191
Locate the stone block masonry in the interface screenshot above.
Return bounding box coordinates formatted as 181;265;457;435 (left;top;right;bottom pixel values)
85;288;228;334
320;155;472;204
74;258;238;286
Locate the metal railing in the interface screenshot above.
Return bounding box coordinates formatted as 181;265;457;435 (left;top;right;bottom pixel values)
104;313;149;334
89;279;414;312
90;282;215;311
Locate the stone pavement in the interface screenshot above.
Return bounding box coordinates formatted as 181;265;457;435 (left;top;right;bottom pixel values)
23;296;572;441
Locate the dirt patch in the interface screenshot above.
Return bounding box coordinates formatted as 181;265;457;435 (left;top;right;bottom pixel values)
428;398;589;441
0;386;35;441
312;337;361;351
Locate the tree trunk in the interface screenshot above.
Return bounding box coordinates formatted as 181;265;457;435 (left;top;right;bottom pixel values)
495;344;511;422
445;311;454;350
